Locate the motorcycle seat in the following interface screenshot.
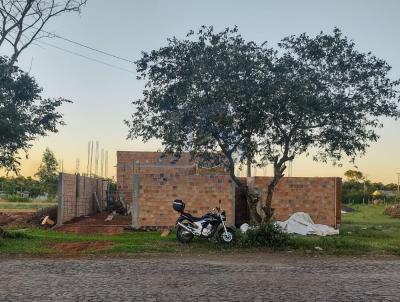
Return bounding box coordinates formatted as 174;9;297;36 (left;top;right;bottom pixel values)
182;212;203;222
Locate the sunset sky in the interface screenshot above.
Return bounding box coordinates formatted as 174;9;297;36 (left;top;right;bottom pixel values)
2;0;400;183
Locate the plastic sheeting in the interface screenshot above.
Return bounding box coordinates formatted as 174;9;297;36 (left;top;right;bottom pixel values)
276;212;339;236
240;223;251;233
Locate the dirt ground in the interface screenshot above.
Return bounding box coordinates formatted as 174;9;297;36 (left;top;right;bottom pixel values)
51;241;114;254
63;213;132;225
0;212;34;227
1;211;133;234
57;213;132;235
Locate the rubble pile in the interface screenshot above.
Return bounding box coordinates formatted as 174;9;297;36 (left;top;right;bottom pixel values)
384;204;400;218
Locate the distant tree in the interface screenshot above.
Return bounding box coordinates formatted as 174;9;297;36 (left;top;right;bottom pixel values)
257;29;400;220
126;26;273;223
384;183;398;191
0;0;87;67
0;175;44;198
344;170;364;182
35;147;58;197
0;56;70;173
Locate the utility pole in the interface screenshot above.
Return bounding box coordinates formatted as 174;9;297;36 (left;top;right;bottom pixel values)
75;158;80;174
86;141;90;176
362;174;368;204
100;148;104;177
397;172;400;197
288;160;293;177
89;140;94;177
95;141;99;176
105;151;108;178
247;160;251;177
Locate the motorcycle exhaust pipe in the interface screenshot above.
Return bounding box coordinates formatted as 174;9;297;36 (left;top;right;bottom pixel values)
177;222;193;233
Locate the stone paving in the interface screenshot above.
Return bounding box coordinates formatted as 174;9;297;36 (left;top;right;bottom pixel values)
1;254;400;301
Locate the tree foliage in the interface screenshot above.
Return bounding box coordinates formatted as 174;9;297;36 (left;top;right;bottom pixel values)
0;175;44;197
258;29;400;215
35;147;58;196
0;56;70;173
127;26;400;223
344;170;364;182
126;26;273;222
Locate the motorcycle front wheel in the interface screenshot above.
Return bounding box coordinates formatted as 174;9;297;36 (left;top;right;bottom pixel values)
218;227;236;245
176;223;194;243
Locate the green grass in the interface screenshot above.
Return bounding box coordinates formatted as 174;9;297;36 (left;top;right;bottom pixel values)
0;228;221;256
288;204;400;255
0;200;56;212
1;204;400;257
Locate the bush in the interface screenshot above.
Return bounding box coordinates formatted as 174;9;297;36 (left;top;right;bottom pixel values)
0;229;31;239
5;194;31;203
239;223;289;249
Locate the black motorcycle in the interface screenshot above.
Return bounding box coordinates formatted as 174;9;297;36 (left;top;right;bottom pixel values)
172;199;236;244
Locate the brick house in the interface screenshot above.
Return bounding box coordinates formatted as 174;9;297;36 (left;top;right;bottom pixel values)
116;151;341;229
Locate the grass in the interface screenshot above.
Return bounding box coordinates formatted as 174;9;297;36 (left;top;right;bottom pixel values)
0;200;56;212
1;204;400;257
0;228;220;256
288;204;400;255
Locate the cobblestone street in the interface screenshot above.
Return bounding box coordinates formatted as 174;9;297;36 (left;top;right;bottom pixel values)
1;254;399;301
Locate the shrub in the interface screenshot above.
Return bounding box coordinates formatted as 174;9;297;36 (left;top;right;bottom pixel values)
5;194;31;203
0;229;31;239
239;223;289;249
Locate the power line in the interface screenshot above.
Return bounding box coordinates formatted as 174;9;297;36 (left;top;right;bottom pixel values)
31;26;136;64
37;40;136;74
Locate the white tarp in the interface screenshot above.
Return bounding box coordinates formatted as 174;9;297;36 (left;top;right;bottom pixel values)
276;212;339;236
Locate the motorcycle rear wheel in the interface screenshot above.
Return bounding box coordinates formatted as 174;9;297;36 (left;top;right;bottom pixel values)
176;224;194;243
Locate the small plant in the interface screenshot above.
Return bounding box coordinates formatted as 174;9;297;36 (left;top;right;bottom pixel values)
239;223;289;249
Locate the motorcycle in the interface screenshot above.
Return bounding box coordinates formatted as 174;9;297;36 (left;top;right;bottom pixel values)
172;199;236;244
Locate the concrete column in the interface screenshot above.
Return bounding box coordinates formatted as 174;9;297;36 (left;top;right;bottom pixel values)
57;173;64;226
132;173;140;229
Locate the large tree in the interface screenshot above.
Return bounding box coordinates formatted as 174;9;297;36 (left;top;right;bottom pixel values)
257;29;400;220
0;0;87;67
126;26;273;222
127;26;400;224
0;56;69;173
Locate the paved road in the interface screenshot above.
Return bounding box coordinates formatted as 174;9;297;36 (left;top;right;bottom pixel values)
1;254;399;301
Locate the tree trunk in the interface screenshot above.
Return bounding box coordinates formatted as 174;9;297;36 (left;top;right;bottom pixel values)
223;152;262;224
262;162;285;223
245;187;262;224
0;227;6;238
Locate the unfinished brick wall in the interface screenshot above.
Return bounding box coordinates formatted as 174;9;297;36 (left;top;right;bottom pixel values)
246;177;341;227
117;151;341;229
135;173;235;228
117;151;195;206
57;173;107;224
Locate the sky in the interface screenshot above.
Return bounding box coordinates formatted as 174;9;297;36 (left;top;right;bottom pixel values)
1;0;400;183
